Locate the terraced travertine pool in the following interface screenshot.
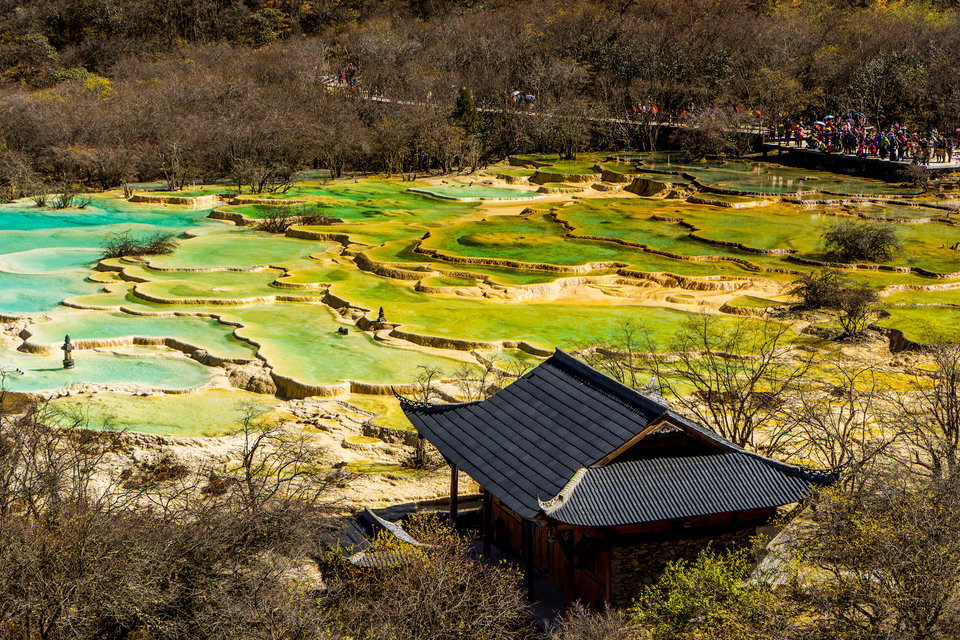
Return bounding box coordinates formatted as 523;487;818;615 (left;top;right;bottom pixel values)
2;159;960;435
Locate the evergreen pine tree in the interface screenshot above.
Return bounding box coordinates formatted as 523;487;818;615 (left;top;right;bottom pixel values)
452;87;481;136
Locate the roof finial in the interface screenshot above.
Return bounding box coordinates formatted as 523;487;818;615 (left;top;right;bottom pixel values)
641;375;665;403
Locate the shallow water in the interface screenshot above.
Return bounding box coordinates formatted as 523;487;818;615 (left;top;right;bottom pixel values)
26;310;257;360
0;272;101;314
0;349;212;392
0;247;100;274
643;153;918;195
48;389;279;436
877;306;960;343
224;304;469;385
412;184;540;200
2;161;959;420
421;213;758;276
145;231;336;269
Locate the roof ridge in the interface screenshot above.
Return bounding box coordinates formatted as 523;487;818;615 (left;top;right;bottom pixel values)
662;409;837;484
538;467;589;515
740;450;839;484
393;389;482;413
551;349;668;417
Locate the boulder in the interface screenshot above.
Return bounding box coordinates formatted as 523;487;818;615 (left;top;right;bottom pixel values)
226;363;277;394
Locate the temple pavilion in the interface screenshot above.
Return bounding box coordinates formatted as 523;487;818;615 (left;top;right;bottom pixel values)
399;350;835;606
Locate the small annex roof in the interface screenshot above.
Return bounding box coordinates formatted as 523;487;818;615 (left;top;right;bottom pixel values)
398;350;834;526
541;451;818;527
337;506;423;568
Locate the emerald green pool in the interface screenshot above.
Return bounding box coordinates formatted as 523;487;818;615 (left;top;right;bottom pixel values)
420;213;759;276
146;231;336;269
26;310;256;360
2;159;958;425
877;306;960;343
0;349;212;392
411;185;540;200
48;389;280;436
225;304;471;385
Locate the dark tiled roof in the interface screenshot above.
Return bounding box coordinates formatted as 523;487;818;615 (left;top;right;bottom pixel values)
400;350;668;518
399;350;834;525
543;451;815;527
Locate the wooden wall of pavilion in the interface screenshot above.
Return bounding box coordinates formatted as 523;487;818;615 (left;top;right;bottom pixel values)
487;496;777;607
490;497;610;606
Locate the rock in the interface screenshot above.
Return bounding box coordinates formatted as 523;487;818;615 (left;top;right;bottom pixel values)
190;349;220;366
226;363;277;394
625;176;695;199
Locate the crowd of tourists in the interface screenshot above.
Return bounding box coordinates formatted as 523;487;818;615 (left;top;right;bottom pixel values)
335;63;360;88
773;116;957;165
508;90;537;106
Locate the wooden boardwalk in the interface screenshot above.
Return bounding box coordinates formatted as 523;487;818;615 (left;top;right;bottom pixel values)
323;77;958;179
762;141;960;175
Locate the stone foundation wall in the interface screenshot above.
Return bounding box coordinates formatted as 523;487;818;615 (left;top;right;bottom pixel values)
609;526;757;606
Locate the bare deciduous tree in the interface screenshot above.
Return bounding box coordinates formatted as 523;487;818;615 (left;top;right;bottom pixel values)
786;359;896;491
643;314;814;451
578;320;647;389
797;472;960;640
233;401;348;513
895;345;960;481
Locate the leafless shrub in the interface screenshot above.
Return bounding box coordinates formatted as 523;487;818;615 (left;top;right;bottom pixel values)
903;164;934;191
232;401;350;512
121;452;190;490
317;515;535;640
784;359;897;493
892;344;960;481
100;231;178;259
51;181;77;209
255;207;300;233
549;603;635;640
836;285;880;338
788;268;849;310
578;320;647;389
254;205;342;233
29;189;48;207
822;220;903;263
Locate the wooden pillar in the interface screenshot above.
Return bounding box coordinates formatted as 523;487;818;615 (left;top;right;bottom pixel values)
603;550;612;605
449;463;458;526
524;520;536;601
482;491;492;556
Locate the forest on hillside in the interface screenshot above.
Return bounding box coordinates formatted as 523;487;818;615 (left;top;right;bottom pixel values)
1;0;960;191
